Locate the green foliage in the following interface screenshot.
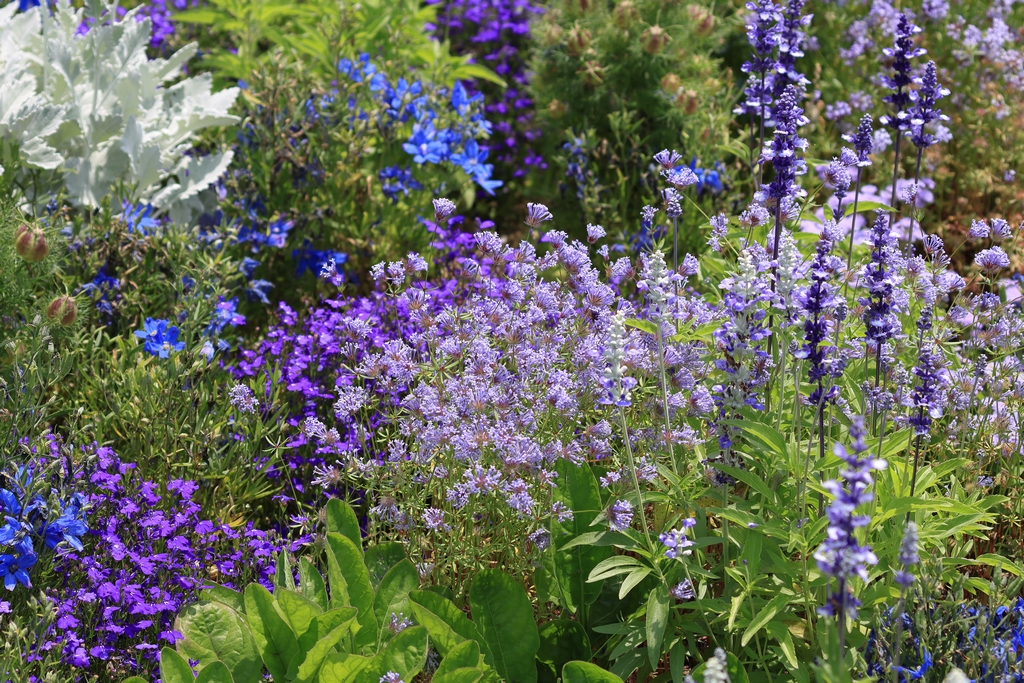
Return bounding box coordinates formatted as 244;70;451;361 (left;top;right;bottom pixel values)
0;1;238;221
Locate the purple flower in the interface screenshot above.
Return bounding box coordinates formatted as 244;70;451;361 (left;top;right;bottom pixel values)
762;85;809;208
908;61;950;149
422;508;451;532
228;384;258;414
975;247;1010;274
860;214;903;350
606;500;634;532
380;672;404;683
658;518;697;559
432;198;457;223
708;214;729;253
525;202;553;229
736;0;782;118
880;14;926;133
814;417;887;620
895;521;919;588
671;580;695;601
654;149;684;169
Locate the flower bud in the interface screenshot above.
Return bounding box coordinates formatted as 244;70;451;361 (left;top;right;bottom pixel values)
641;26;670;54
660;73;681;93
571;0;594;10
15;225;48;262
547;99;567;118
578;60;605;87
47;296;77;326
614;1;638;28
540;23;563;48
674;89;700;114
687;5;716;36
566;26;592;57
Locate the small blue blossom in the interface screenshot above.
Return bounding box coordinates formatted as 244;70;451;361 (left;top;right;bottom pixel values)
133;318;186;358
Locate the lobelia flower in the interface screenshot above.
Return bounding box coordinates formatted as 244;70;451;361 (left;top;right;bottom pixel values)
133;318;186;358
815;416;887;620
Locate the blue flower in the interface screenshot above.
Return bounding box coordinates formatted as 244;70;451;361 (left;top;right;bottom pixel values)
121;202;161;235
205;297;246;339
0;551;35;590
403;123;448;164
246;279;274;305
133;318;186;358
239;257;260;279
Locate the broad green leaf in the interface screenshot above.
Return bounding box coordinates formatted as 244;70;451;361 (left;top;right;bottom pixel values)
244;584;299;683
161;648;197;683
469;569;540;683
645;585;669;669
562;661;623;683
278;588;323;638
327;533;378;650
433;669;485;683
195;661;234;683
364;542;407;589
201;585;246;614
175;601;262;683
373;625;429;681
299;557;330;610
326;498;363;550
537;620;590;680
434;640;482;677
372;559;419;638
276;552;296;591
123;678;149;683
294;611;359;683
553;461;611;612
320;653;372;683
172;8;222;23
764;621;799;669
407;590;487;656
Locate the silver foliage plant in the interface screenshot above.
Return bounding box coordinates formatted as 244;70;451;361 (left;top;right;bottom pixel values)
0;0;239;223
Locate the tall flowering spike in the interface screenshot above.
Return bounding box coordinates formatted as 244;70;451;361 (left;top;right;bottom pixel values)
662;187;683;218
860;213;903;352
599;312;638;407
909;62;950;149
735;0;782;117
771;0;812;104
711;249;774;477
794;227;846;406
639;251;677;331
845;114;874;166
824;157;852;210
895;521;919;588
814;416;887;620
762;85;809;207
880;14;926;134
909;308;944;436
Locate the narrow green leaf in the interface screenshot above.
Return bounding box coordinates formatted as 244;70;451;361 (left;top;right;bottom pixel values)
618;567;652;599
624;318;658;335
469;569;540;683
741;594;791;646
764;621;799;669
645;585;669;669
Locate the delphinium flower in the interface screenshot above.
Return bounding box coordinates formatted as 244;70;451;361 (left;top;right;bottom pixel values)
815;417;886;654
761;85;809;264
880;14;926;229
736;0;782;176
711;249;774;482
133;318;185;358
908;307;944;496
860;213;904;392
794;224;846;461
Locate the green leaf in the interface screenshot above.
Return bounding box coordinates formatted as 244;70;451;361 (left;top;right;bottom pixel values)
195;661;235;683
327;533;379;650
320;653;372;683
537;620;590;679
624;318;658;335
741;594;791;647
364;542;408;589
276;552;296;591
172;8;222;23
326;498;363;550
689;651;749;683
373;625;429;681
645;585;669;669
123;678;149;683
278;588;323;638
553;461;611;612
294;610;359;683
244;584;299;682
299;557;330;611
562;661;623;683
559;531;631;551
588;556;643;583
433;669;485;683
175;601;262;683
407;590;487;657
764;621;799;670
618;567;653;599
373;559;419;639
200;585;246;615
449;63;506;88
469;569;540;683
161;648;197;683
435;640;482;677
975;554;1024;578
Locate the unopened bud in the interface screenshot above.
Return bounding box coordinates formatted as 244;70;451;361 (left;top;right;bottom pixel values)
614;0;638;28
47;296;77;326
674;89;700;114
687;5;716;36
566;26;592;57
661;73;681;93
15;225;48;262
578;60;605;87
547;99;567;118
641;26;670;54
